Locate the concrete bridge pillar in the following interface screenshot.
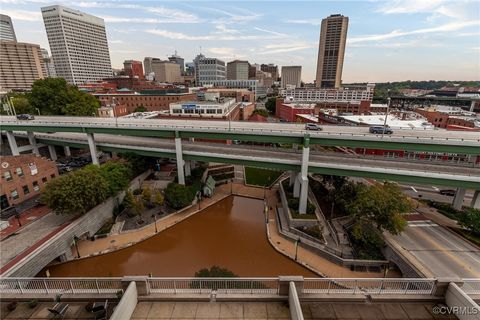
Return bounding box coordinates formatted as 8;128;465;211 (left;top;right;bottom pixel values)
452;188;466;210
185;160;192;177
289;171;296;187
298;135;310;214
48;145;57;161
470;100;476;112
6;131;19;156
175;133;185;185
64;146;71;157
293;173;301;198
471;190;480;209
87;133;99;165
27;132;39;156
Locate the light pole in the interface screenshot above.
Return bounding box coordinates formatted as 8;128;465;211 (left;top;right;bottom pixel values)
381;93;391;139
294;238;300;261
112;97;118;127
35;108;41;116
92;112;96;117
73;235;80;258
9;97;16;116
151;213;158;233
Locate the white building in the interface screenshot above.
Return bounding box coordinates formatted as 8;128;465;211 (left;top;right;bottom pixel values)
339;114;434;130
41;48;56;78
0;14;17;42
41;5;112;85
281;66;302;88
193;54;226;85
280;83;375;103
198;79;264;99
169;98;236;118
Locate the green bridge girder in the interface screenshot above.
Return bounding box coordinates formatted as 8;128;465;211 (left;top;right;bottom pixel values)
35;137;480;189
4;124;480;154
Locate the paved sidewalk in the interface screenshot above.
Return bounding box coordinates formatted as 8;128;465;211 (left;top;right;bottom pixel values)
0;205;51;240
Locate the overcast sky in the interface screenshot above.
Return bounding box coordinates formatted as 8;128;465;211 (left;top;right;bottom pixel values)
2;0;479;83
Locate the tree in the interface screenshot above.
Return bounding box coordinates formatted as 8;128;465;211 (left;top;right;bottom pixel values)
142;187;152;203
132;197;144;216
134;105;147;112
195;266;237;278
28;78;100;116
98;161;132;196
11;95;33;114
457;208;480;234
41;169;109;215
347;182;412;240
152;190;164;206
165;183;196;210
265;97;277;114
252;109;268;117
123;190;135;209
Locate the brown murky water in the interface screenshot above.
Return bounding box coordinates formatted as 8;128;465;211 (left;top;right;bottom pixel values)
44;196;316;277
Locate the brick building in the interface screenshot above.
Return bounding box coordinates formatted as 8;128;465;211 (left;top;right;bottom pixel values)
1;155;58;209
275;99;315;122
123;60;144;79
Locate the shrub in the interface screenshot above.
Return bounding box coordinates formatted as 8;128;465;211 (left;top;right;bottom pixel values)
165;183;197;210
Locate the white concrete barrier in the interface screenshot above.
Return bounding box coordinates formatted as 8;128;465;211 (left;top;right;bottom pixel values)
109;281;137;320
289;281;304;320
445;282;480;320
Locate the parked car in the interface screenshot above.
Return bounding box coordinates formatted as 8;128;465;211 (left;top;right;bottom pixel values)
16;114;34;120
439;189;456;196
305;123;322;131
369;126;393;134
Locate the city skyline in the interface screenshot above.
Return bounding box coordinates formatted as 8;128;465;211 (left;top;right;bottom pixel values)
1;0;479;83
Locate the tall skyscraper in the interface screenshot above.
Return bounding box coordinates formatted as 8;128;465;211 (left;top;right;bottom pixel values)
315;14;348;88
0;42;46;91
168;51;185;75
281;66;302;88
155;61;181;83
41;5;112;84
0;14;17;42
193;54;225;86
124;60;144;79
227;60;249;80
261;64;279;81
41;48;56;77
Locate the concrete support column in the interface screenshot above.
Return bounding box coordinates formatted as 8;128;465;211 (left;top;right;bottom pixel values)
298;136;310;214
452;188;466;210
471;190;480;209
184;160;191;177
87;133;99;165
48;145;57;161
175;134;185;185
470;100;476;112
6;131;19;156
27;132;39;155
64;146;71;157
293;173;301;198
289;171;296;186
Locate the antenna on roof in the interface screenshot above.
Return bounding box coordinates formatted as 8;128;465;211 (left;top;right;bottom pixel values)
199;46;202;54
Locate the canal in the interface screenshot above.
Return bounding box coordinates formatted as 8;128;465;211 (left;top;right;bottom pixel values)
44;196;317;277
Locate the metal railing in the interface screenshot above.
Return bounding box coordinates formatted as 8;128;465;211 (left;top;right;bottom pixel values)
303;278;436;295
148;278;279;294
462;279;480;295
0;278;123;294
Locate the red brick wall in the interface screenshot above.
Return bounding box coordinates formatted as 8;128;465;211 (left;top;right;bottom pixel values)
96;93;197;112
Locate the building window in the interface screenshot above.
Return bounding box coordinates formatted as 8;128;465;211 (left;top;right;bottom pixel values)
33;181;40;192
16;167;24;177
4;171;12;181
11;189;19;200
22;185;30;195
42;177;48;183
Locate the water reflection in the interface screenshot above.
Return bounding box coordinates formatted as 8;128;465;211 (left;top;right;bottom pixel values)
44;196;316;277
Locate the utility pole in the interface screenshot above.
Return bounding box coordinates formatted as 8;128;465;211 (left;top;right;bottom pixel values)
381;90;391;139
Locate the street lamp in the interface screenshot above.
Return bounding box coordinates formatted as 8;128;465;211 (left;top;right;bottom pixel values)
151;213;158;233
112;97;118;127
197;192;202;210
15;213;21;227
92;112;96;117
381;91;391;139
294;238;301;261
73;235;81;258
35;108;41;116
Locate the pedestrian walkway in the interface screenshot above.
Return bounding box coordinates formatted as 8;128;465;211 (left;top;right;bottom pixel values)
0;205;51;240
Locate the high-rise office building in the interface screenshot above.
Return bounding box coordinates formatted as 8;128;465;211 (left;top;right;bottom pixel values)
124;60;144;79
0;41;46;91
155;61;181;83
168;52;185;75
261;64;279;81
144;57;161;77
227;60;249;80
193;54;225;86
41;48;56;77
41;5;112;85
281;66;302;88
315;14;348;88
0;14;16;42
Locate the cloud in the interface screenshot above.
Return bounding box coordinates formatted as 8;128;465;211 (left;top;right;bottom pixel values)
348;20;480;43
349;39;444;48
203;6;262;24
377;0;448;14
109;39;124;44
206;47;246;59
258;42;314;54
214;24;240;34
100;15;193;24
145;28;287;41
286;19;322;26
1;9;42;21
253;27;287;37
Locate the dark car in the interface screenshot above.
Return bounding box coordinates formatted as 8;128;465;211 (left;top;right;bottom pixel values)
305;123;322;131
16;114;35;120
439;189;456;196
369;126;393;134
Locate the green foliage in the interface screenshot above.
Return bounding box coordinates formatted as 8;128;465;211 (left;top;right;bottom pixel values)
28;78;100;116
457;208;480;234
123;190;135;208
244;167;282;187
132;198;144;216
287;198;316;215
347;182;412;236
142;187;152;203
91;161;132;196
331;181;360;215
120;152;153;176
350;220;385;260
41;168;109;215
265;97;277;113
134;105;147;112
12;96;33;114
252;109;268;117
195;265;237;277
165;182;197;210
152;190;164;206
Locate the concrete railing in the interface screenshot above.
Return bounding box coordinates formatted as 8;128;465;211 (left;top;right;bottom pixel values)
110;281;137;320
289;281;304;320
445;282;480;320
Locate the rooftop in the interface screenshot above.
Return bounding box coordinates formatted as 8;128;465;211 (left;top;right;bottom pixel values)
340;114;434;129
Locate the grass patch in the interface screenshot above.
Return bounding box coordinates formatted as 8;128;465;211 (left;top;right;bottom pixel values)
244;167;282;187
290;212;317;220
420;199;460;220
95;218;114;235
457;229;480;247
